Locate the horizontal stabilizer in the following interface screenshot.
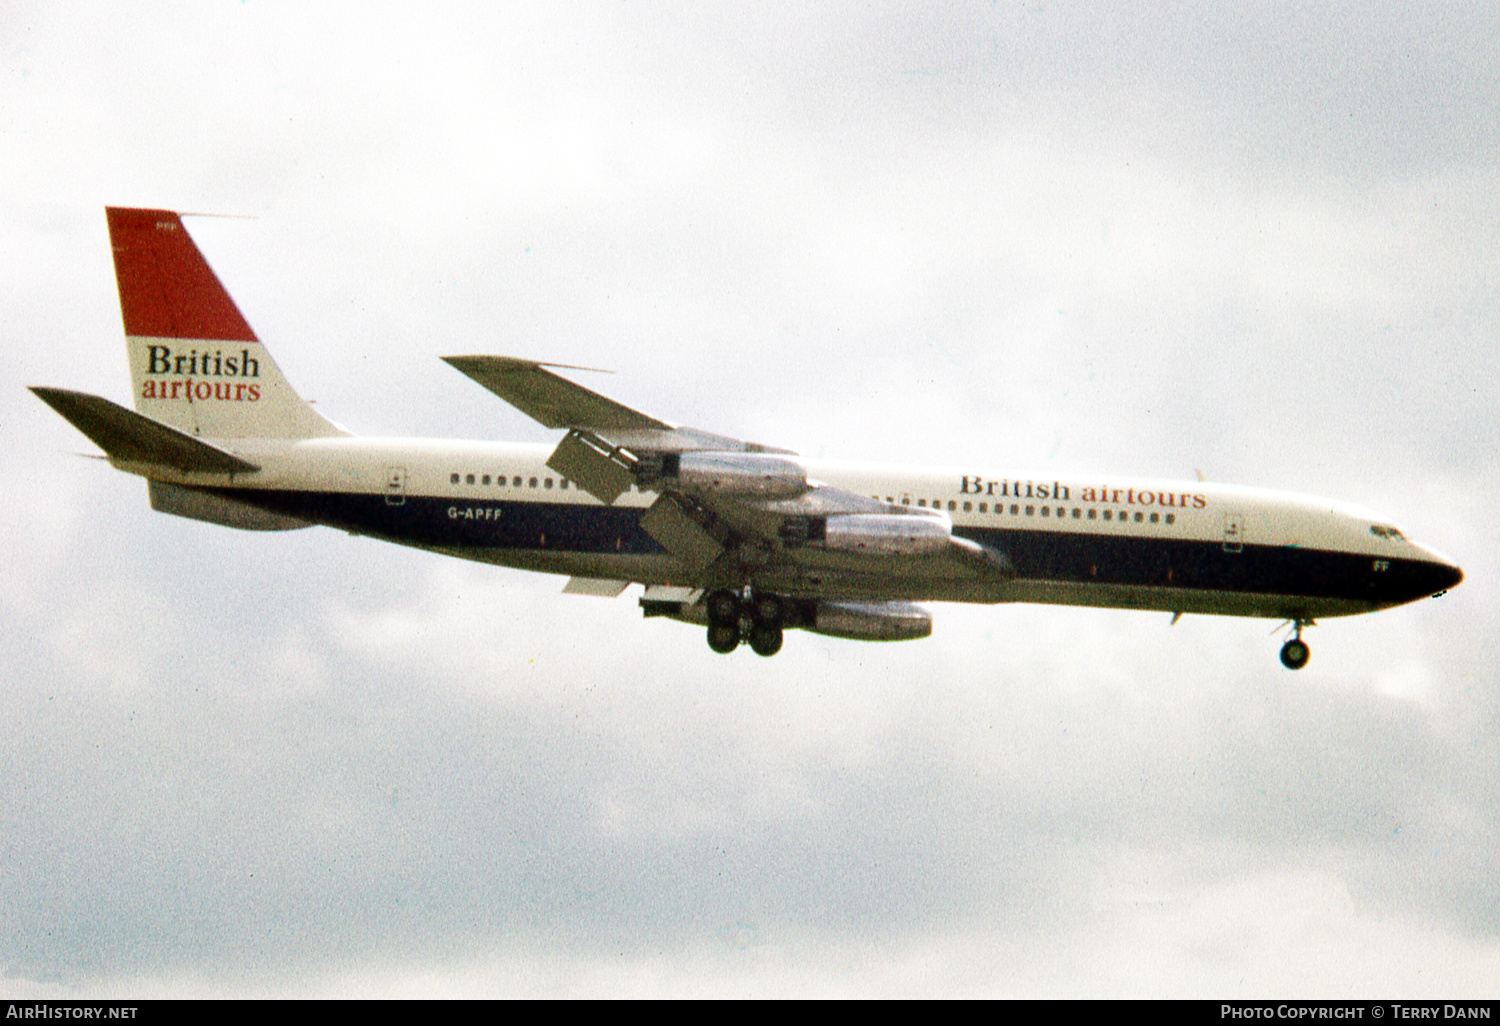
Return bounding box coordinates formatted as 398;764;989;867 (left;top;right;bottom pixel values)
150;481;309;531
31;387;259;474
442;355;672;431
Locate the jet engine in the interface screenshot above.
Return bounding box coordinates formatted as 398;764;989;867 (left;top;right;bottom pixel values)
645;451;809;500
805;600;932;641
821;512;951;557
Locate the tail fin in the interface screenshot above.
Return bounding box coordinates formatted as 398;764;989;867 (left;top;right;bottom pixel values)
106;207;346;439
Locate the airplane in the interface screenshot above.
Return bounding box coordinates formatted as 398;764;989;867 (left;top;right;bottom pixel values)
31;207;1463;669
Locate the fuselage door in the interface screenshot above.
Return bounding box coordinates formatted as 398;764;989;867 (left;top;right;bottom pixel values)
1223;511;1244;553
385;466;407;506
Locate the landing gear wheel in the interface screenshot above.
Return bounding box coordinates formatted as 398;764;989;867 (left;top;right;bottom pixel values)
1280;638;1311;670
752;594;784;626
706;589;741;627
748;622;784;657
707;623;740;654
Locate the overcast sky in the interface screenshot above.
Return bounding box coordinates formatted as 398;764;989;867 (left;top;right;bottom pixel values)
4;1;1498;998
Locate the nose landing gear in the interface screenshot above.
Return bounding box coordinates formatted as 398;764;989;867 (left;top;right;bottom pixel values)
1278;619;1313;670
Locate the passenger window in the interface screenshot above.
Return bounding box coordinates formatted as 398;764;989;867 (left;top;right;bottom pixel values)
1165;514;1175;525
948;501;957;511
1134;512;1143;523
466;474;475;485
1010;504;1019;515
1149;513;1159;524
545;478;553;489
917;499;927;507
1026;506;1035;516
1103;510;1112;521
561;479;569;490
482;475;491;486
1087;509;1097;519
1041;506;1050;516
1072;508;1081;519
513;476;522;487
529;477;538;488
978;503;987;513
450;473;460;485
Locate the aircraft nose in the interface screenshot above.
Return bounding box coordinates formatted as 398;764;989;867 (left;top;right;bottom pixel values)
1407;539;1463;598
1409;553;1463;601
1433;559;1464;594
1376;548;1463;607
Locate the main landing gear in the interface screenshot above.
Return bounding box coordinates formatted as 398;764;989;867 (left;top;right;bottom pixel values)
705;588;786;657
1279;619;1313;670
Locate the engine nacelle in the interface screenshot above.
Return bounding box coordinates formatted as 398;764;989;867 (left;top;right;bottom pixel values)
821;512;951;557
806;600;932;641
668;452;809;500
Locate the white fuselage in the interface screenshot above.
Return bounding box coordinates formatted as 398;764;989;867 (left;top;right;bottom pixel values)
125;435;1462;621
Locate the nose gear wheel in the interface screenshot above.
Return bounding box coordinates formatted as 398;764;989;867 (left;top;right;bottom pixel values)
1277;618;1313;670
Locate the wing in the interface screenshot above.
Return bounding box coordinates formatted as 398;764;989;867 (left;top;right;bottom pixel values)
444;356;1012;595
442;356;671;431
443;354;791;501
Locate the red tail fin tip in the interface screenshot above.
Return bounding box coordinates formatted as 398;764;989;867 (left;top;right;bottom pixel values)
105;207;257;342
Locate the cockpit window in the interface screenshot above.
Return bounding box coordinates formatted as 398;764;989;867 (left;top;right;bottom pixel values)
1370;524;1406;541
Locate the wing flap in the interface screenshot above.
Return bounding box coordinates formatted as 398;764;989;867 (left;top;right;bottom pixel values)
640;494;726;570
562;577;630;597
545;429;637;504
31;387;259;475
